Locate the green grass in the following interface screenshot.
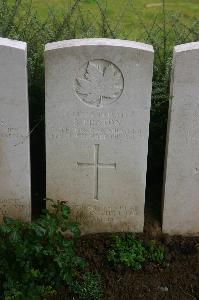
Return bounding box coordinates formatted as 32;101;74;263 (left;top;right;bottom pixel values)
9;0;199;40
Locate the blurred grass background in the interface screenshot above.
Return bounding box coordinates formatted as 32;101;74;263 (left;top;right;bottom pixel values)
8;0;199;40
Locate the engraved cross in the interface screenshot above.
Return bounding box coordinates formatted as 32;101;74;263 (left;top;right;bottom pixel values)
77;144;116;200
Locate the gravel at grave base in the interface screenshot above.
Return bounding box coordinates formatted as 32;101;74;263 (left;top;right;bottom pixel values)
53;233;199;300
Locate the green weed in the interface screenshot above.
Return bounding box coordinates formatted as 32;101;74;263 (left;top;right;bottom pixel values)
107;233;164;270
71;272;103;300
0;201;102;300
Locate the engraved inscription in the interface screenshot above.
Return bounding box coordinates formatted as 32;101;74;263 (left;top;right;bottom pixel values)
48;111;147;141
70;204;138;224
0;127;25;139
0;119;6;128
0;199;27;219
75;59;124;108
49;127;143;141
77;144;116;200
0;123;29;147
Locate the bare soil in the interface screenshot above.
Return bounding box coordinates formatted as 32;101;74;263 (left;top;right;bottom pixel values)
54;186;199;299
54;232;199;300
77;234;199;300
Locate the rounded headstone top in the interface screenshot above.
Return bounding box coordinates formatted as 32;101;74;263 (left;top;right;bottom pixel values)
174;41;199;53
45;38;154;53
0;37;26;50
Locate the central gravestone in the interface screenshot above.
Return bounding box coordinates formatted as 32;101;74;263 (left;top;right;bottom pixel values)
45;39;153;234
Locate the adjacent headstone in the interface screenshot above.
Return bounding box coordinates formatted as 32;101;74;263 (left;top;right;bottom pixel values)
45;39;154;234
0;38;31;221
163;42;199;235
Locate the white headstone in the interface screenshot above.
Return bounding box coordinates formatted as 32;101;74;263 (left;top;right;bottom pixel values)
0;38;31;221
163;42;199;235
45;39;153;234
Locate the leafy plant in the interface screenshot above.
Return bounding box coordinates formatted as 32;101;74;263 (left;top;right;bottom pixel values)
107;234;164;271
0;201;102;300
146;240;165;263
71;272;103;300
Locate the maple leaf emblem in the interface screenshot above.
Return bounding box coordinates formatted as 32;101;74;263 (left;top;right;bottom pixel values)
75;60;124;107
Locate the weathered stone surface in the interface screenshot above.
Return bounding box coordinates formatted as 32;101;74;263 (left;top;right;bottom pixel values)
0;38;31;221
45;38;153;234
163;42;199;235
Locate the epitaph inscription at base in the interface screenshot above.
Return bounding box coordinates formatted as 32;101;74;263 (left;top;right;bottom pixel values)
45;39;153;234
